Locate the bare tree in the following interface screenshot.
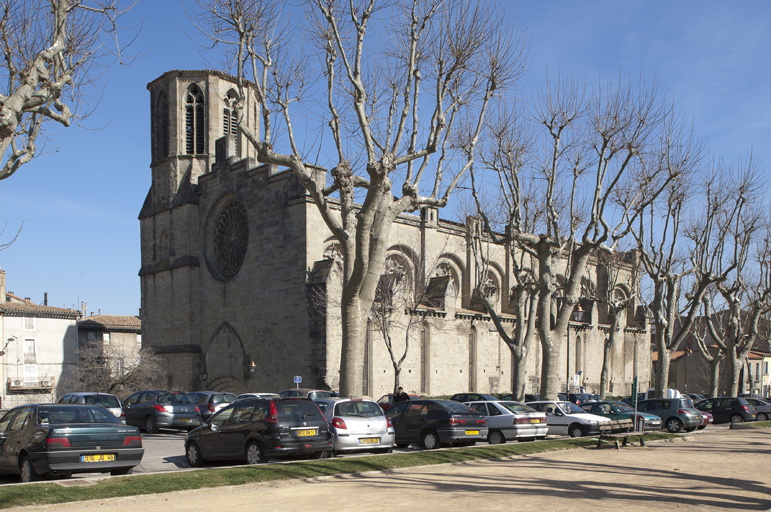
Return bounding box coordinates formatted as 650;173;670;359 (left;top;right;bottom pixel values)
191;0;528;396
582;250;640;400
697;171;771;396
691;298;725;397
472;72;677;399
0;0;136;180
58;343;164;400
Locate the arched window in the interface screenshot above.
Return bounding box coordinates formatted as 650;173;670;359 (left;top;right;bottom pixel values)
185;85;205;155
157;91;169;160
159;231;169;260
223;90;240;157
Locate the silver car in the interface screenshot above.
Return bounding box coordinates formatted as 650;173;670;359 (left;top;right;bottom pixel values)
122;390;202;434
58;392;125;424
190;391;237;421
465;401;548;444
318;398;395;455
745;398;771;422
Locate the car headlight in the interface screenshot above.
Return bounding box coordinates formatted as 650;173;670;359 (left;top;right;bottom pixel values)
587;419;597;424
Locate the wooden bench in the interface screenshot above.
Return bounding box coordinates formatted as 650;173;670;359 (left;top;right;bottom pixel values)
596;420;645;449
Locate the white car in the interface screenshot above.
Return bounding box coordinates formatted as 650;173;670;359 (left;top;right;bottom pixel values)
465;401;548;443
526;400;612;438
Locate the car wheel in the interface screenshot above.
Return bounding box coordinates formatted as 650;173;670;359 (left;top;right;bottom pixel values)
20;456;38;483
145;415;158;434
186;442;205;467
757;413;768;422
568;424;584;438
488;430;505;445
110;468;132;476
246;442;267;464
730;414;744;424
421;430;439;450
666;418;683;433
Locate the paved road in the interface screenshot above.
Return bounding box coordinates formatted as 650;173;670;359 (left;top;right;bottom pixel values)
7;426;771;511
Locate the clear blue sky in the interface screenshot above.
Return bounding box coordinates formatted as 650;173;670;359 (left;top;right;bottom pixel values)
0;1;768;315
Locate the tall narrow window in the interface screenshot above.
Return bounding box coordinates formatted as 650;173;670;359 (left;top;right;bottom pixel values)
157;91;169;160
420;324;429;394
23;316;35;331
185;85;205;155
223;90;240;157
468;327;476;392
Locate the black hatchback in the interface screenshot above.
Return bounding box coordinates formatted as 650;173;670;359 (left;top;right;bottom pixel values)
384;400;488;449
185;397;332;466
693;397;756;424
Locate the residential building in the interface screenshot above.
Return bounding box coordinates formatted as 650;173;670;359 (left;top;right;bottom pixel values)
76;315;143;380
0;269;80;409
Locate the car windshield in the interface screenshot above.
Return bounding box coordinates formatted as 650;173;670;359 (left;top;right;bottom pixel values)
334;401;383;417
83;395;121;408
613;403;635;413
558;402;585;414
158;393;193;404
499;402;536;413
276;400;321;421
212;393;237;404
38;406;121;424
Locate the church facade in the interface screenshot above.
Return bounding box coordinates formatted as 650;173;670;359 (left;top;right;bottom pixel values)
139;70;652;398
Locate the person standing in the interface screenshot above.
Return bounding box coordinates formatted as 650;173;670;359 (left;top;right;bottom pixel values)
393;386;410;403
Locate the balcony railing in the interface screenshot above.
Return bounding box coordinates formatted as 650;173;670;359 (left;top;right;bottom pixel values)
6;377;55;391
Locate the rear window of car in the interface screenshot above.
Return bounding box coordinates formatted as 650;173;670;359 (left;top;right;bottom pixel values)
334;401;383;417
677;399;692;408
212;393;237;404
84;395;121;408
499;402;536;413
158;393;193;405
276;400;322;421
39;406;121;424
438;400;476;413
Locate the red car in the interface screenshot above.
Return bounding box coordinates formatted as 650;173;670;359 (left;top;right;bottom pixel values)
377;393;422;412
698;411;713;430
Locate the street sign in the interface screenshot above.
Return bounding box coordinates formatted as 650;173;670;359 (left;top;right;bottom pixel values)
573;375;580;387
293;376;302;383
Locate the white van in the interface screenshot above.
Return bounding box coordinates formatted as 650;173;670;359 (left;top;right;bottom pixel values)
644;388;681;400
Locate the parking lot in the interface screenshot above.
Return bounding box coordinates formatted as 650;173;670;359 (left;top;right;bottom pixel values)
5;425;769;512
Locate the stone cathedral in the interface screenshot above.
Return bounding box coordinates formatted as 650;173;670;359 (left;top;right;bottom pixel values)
139;70;653;398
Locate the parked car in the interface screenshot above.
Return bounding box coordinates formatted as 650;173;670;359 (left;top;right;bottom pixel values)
744;398;771;421
568;393;599;406
580;401;662;431
526;401;611;438
58;392;125;424
465;401;548;443
317;398;395;455
279;388;335;400
122;390;201;433
376;393;423;412
692;397;756;424
384;399;488;449
684;393;706;402
500;393;540;402
449;393;499;403
697;411;713;429
184;397;332;466
0;403;143;482
636;398;702;432
236;393;280;401
189;391;237;421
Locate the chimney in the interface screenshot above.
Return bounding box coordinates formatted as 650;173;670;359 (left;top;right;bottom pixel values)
24;297;30;302
0;268;5;301
44;292;48;306
81;301;87;317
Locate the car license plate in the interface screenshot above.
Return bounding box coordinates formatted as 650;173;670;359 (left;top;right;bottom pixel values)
530;418;541;423
81;454;115;462
359;437;380;444
465;430;479;435
176;418;191;423
296;429;317;437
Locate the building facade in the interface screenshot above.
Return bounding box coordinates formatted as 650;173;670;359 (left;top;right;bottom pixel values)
76;315;142;379
0;269;80;409
139;70;653;398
